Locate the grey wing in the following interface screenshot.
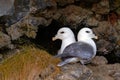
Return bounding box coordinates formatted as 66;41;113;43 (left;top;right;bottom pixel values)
58;42;94;60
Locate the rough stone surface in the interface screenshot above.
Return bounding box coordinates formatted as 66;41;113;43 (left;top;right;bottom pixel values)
4;0;30;26
54;64;92;80
0;0;120;48
0;0;120;79
92;21;118;54
92;0;110;14
6;25;24;40
0;0;14;16
59;5;93;27
116;7;120;15
96;39;115;54
0;31;11;48
56;0;74;7
38;61;120;80
6;15;50;40
30;0;56;11
109;0;120;10
0;54;3;62
89;63;120;80
86;16;99;26
91;56;108;65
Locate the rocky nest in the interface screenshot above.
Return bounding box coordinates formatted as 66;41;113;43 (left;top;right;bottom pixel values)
0;0;120;80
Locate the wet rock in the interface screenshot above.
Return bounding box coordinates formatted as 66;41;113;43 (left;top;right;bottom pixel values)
0;31;11;48
91;56;108;66
92;0;110;14
0;0;14;17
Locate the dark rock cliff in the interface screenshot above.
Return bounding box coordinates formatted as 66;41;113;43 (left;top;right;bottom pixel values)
0;0;120;80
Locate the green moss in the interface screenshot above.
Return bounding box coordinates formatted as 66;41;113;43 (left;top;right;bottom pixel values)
0;45;60;80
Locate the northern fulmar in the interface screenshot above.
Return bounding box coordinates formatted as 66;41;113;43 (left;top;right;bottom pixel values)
52;27;76;54
55;27;98;66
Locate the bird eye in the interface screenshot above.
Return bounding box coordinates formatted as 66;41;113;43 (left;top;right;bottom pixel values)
60;31;65;34
86;31;90;33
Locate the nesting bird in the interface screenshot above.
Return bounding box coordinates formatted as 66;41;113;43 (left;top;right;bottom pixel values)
53;27;98;66
52;27;76;54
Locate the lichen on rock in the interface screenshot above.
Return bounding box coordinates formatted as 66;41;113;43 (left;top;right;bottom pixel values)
0;0;120;80
0;31;11;48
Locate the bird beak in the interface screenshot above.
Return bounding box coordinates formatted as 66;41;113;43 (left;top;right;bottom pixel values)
52;36;56;41
94;36;98;39
91;34;98;39
52;35;58;41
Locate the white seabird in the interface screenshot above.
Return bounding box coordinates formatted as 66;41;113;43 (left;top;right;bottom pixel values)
52;27;76;54
56;27;98;66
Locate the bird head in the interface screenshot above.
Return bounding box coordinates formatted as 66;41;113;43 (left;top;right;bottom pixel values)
77;27;98;41
52;27;75;41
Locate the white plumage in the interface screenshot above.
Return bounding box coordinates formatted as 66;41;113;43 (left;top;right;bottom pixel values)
52;27;76;54
55;27;98;66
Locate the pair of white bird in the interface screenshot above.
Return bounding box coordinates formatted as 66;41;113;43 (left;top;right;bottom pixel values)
52;27;98;66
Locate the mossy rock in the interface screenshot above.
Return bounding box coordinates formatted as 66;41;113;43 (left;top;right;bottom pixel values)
0;45;60;80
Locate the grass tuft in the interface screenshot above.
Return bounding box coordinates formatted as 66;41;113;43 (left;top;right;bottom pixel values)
0;45;60;80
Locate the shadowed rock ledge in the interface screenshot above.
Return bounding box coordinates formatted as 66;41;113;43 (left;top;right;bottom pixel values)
0;0;120;80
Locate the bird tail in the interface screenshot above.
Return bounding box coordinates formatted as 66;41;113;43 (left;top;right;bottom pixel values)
54;54;62;58
54;52;70;58
57;58;79;66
